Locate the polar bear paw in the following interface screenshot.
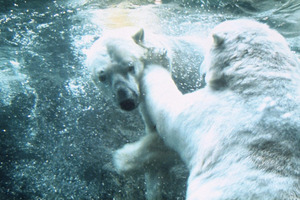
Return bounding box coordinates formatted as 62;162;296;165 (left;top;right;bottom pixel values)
113;142;144;174
113;133;164;174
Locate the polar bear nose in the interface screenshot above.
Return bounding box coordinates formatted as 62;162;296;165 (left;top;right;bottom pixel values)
120;99;136;111
116;87;138;111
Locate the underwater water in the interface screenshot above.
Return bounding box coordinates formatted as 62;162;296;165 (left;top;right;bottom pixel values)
1;0;300;199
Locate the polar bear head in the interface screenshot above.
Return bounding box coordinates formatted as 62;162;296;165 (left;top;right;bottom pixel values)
86;28;147;111
201;19;295;91
86;28;170;111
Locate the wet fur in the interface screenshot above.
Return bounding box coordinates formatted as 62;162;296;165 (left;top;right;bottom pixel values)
86;28;178;200
141;19;300;199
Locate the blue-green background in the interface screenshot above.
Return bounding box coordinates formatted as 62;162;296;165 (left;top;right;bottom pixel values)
1;0;299;199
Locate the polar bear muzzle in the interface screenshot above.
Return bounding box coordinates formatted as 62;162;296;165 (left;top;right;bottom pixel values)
115;85;139;111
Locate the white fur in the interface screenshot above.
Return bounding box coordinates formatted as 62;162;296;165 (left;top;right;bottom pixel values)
86;27;178;200
141;19;300;199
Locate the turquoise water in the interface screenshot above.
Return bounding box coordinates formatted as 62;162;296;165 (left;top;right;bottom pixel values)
0;0;299;199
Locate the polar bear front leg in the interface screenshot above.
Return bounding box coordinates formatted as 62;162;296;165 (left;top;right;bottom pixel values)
141;65;183;136
113;133;158;173
113;131;174;174
145;169;165;200
113;131;173;200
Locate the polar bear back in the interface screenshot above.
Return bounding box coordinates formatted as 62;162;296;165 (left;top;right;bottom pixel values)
141;19;300;199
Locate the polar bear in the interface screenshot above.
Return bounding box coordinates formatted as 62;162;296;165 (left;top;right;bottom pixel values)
141;19;300;199
85;27;180;200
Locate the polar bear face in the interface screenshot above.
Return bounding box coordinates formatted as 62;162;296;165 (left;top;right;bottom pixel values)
87;29;147;111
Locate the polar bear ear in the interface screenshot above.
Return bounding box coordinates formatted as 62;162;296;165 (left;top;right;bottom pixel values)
212;34;224;46
132;28;144;44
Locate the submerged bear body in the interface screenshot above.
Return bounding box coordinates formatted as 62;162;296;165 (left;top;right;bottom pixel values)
141;19;300;199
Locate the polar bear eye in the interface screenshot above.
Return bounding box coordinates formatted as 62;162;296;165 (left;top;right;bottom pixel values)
127;64;135;73
98;70;107;82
